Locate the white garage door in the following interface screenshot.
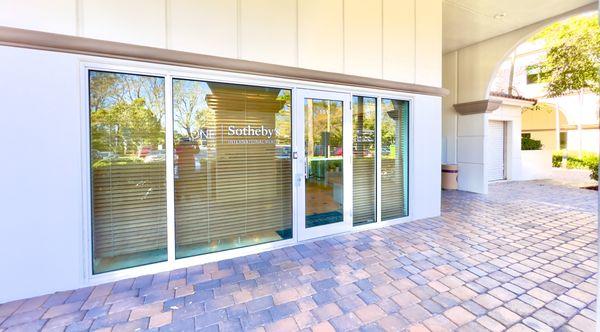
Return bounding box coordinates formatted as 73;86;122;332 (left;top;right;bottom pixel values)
487;121;506;181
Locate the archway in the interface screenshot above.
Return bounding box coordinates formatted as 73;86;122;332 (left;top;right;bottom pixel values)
487;10;599;188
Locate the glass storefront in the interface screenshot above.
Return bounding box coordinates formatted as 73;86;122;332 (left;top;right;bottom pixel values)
88;68;409;274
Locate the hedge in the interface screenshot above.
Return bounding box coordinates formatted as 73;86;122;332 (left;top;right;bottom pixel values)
521;137;542;150
552;150;599;181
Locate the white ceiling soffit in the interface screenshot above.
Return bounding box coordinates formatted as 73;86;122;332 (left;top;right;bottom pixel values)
443;0;597;53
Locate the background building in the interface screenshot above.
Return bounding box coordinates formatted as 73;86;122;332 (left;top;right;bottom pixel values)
490;27;600;153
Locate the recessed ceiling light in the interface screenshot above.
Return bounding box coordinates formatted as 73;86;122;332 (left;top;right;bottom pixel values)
494;13;507;19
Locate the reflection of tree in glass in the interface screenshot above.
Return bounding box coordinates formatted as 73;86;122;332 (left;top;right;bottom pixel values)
381;100;397;158
90;72;165;122
275;90;292;145
310;100;343;152
353;97;376;155
91;99;164;156
173;80;214;142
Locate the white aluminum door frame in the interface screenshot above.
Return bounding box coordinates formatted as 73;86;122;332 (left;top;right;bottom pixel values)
294;89;353;241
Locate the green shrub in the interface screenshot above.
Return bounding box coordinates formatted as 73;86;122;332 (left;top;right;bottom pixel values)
521;137;542;150
587;160;599;181
552;150;599;174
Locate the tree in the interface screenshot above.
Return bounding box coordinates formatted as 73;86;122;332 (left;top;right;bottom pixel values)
532;16;600;97
531;15;600;156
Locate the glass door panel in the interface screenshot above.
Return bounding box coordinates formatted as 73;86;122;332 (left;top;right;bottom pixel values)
304;98;344;228
352;96;377;226
381;98;409;220
295;90;352;241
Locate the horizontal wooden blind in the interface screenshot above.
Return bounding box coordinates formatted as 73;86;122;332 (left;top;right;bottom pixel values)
174;81;292;258
93;164;167;258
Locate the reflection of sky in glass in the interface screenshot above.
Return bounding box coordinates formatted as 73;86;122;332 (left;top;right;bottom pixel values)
90;71;165;123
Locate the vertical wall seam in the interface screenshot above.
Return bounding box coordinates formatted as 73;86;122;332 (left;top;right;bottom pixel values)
413;0;417;84
455;51;459;103
296;0;299;67
76;0;83;36
165;0;170;49
236;0;242;59
381;0;384;79
454;51;459;164
342;0;346;74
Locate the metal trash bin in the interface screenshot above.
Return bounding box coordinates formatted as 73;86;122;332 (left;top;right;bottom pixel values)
442;164;458;190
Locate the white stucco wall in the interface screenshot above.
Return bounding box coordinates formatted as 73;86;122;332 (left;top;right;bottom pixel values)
0;44;443;303
0;47;84;304
455;103;524;194
457;113;488;193
0;0;442;87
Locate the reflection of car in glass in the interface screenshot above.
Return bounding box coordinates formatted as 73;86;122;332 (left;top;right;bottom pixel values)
352;149;373;157
93;151;118;160
333;147;343;156
138;146;152;158
275;145;291;159
144;150;165;163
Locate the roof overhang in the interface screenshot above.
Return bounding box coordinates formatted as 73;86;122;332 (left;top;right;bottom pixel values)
453;99;503;115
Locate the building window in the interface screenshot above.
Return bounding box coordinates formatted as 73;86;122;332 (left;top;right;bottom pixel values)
381;99;409;220
89;71;167;274
560;132;567;150
352;96;376;225
526;65;549;85
173;79;293;259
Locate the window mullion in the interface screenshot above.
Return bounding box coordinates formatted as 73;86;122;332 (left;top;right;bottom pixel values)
165;75;176;263
376;97;382;224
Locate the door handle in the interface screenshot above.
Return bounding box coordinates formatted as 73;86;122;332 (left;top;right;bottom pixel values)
295;173;303;187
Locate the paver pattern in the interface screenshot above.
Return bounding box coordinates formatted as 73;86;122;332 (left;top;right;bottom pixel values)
0;180;597;331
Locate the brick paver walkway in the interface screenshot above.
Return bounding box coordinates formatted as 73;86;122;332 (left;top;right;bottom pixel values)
0;181;597;331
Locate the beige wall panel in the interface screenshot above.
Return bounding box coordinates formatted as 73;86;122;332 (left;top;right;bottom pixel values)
82;0;166;48
239;0;297;66
0;0;76;35
298;0;344;73
415;0;441;87
344;0;382;78
169;0;237;58
382;0;415;83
